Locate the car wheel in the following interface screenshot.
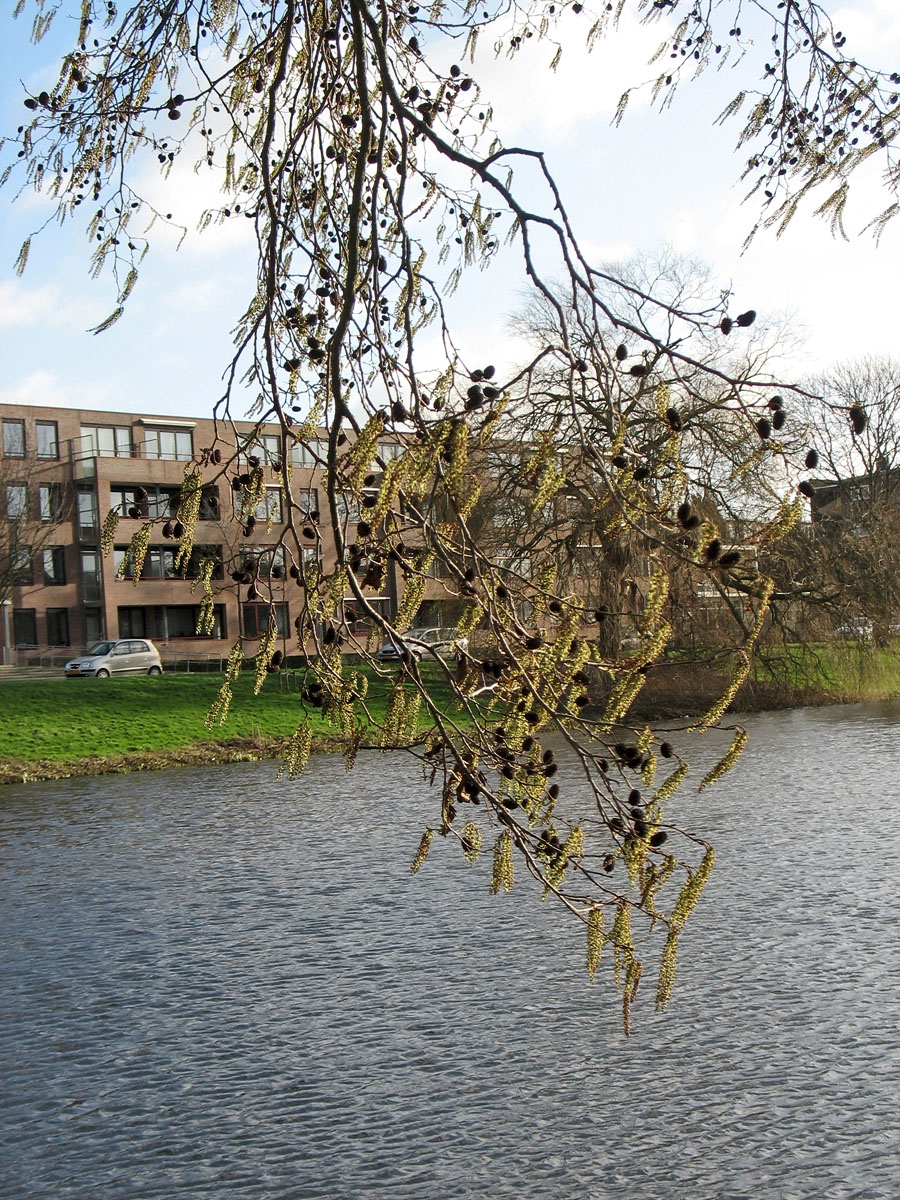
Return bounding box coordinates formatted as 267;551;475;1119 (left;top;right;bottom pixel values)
96;668;110;678
148;665;162;676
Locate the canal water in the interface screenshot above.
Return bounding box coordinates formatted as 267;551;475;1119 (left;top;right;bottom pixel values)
2;703;899;1199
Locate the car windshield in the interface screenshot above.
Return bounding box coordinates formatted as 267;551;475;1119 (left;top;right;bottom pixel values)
87;642;115;656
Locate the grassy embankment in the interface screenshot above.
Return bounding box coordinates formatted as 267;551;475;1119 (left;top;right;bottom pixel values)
3;641;899;785
626;639;900;719
0;664;466;785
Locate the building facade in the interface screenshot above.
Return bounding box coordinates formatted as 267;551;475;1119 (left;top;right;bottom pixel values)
0;403;418;662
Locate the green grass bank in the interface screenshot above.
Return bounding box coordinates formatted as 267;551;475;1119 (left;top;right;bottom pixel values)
2;641;899;786
0;666;462;785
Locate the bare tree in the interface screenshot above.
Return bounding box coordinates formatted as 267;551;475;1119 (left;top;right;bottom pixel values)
4;0;897;1026
0;455;72;613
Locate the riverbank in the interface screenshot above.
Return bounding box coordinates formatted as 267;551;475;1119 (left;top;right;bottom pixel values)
2;642;899;786
0;668;457;787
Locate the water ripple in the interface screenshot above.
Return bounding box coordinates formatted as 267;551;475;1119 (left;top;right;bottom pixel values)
2;702;900;1198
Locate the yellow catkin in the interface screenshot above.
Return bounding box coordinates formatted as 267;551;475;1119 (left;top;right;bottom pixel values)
587;907;604;981
690;653;751;732
489;831;514;893
100;509;119;557
611;900;632;989
411;828;435;874
127;523;152;585
205;642;244;728
278;723;313;780
655;928;679;1011
175;467;203;570
461;822;482;865
698;728;748;791
670;847;716;932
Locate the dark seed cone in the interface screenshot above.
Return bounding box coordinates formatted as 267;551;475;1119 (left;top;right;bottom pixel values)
615;343;628;361
719;316;733;335
805;448;819;470
756;417;772;439
772;409;786;431
849;405;867;435
735;309;756;327
799;480;816;498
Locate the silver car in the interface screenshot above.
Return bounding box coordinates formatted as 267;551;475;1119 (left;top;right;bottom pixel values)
64;639;163;678
377;626;468;663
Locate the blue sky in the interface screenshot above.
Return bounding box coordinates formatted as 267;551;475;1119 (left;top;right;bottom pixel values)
2;1;900;421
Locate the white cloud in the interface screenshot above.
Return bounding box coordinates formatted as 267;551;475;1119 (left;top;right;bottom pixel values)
471;9;670;142
0;281;60;327
0;369;122;411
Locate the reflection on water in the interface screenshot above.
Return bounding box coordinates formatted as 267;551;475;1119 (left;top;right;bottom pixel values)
2;703;900;1198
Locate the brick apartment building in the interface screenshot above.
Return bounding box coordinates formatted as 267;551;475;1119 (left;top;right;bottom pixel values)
0;402;417;663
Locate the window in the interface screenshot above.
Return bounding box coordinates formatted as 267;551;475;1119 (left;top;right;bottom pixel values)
46;608;70;646
253;487;283;523
6;485;27;521
144;427;193;461
257;547;286;578
81;424;132;458
242;602;288;638
10;545;32;585
12;609;37;647
81;551;102;602
36;421;59;460
161;604;226;639
337;491;377;525
378;442;405;463
291;437;329;468
78;488;98;538
84;606;104;642
199;486;220;521
39;483;64;522
42;547;66;585
114;546;168;580
109;483;181;519
3;419;25;458
343;596;392;636
117;606;147;638
296;488;319;519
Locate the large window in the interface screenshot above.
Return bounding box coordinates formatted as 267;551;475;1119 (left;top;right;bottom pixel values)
12;609;37;647
252;487;283;524
110;484;180;519
242;602;288;639
10;546;32;585
144;427;193;461
42;547;66;585
162;604;226;639
117;606;147;638
35;421;59;460
117;604;226;639
39;483;64;522
80;424;132;458
113;543;223;581
46;608;70;646
77;488;98;539
296;488;319;519
2;419;25;458
6;484;27;521
81;550;102;602
290;438;329;468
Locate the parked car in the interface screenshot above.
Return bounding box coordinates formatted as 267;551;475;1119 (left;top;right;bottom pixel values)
377;627;468;663
833;619;873;641
64;639;163;678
